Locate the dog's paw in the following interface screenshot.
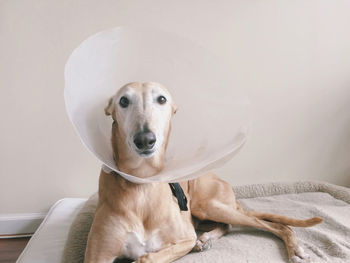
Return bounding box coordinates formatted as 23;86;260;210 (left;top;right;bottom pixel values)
192;233;212;252
135;253;154;263
290;246;310;263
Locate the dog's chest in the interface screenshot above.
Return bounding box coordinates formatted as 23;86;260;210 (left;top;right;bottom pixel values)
123;231;162;260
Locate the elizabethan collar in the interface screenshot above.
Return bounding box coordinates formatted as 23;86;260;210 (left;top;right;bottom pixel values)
64;26;251;183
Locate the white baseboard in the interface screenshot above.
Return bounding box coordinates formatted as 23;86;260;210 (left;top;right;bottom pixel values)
0;213;46;237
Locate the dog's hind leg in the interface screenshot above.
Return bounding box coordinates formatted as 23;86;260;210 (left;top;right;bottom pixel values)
193;222;231;252
192;200;311;263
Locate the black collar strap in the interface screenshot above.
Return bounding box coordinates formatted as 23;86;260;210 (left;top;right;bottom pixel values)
110;169;188;211
169;183;188;211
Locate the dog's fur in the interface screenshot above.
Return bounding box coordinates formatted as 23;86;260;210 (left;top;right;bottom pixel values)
85;82;322;263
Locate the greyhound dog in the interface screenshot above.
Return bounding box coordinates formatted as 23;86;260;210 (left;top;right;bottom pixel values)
84;82;322;263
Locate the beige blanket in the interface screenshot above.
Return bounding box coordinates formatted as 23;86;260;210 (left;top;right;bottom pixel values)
62;181;350;263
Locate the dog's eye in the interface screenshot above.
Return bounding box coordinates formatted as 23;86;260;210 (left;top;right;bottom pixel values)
119;96;129;108
157;96;167;105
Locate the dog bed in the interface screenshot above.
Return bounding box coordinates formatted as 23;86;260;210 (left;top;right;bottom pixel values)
17;181;350;263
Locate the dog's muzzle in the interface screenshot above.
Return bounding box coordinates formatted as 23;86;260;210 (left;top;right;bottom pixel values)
133;131;156;154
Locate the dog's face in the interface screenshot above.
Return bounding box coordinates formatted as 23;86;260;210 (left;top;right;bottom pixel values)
105;82;177;159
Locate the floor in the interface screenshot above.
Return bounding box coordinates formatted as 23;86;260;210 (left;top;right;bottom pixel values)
0;237;30;263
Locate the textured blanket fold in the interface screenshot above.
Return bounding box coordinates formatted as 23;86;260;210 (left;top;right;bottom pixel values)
62;181;350;263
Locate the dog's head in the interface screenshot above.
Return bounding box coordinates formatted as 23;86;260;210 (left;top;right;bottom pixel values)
105;82;177;168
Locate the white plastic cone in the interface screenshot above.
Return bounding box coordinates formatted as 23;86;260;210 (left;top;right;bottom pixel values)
64;26;251;183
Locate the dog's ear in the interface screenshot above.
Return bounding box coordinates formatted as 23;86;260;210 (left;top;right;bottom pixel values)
104;97;114;116
171;102;177;115
172;104;178;115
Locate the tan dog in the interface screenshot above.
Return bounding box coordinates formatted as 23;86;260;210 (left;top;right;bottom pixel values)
85;82;322;263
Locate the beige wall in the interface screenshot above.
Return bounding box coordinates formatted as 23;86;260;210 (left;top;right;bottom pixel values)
1;0;350;214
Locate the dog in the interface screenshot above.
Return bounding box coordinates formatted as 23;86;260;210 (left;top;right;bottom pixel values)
84;82;322;263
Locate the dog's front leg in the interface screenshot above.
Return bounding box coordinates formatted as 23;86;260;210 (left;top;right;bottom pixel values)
85;206;126;263
136;239;196;263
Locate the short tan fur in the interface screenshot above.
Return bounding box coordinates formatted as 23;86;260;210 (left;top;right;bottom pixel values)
85;82;322;263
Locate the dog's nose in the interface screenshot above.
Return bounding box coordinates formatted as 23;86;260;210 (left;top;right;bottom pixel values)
133;132;156;150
